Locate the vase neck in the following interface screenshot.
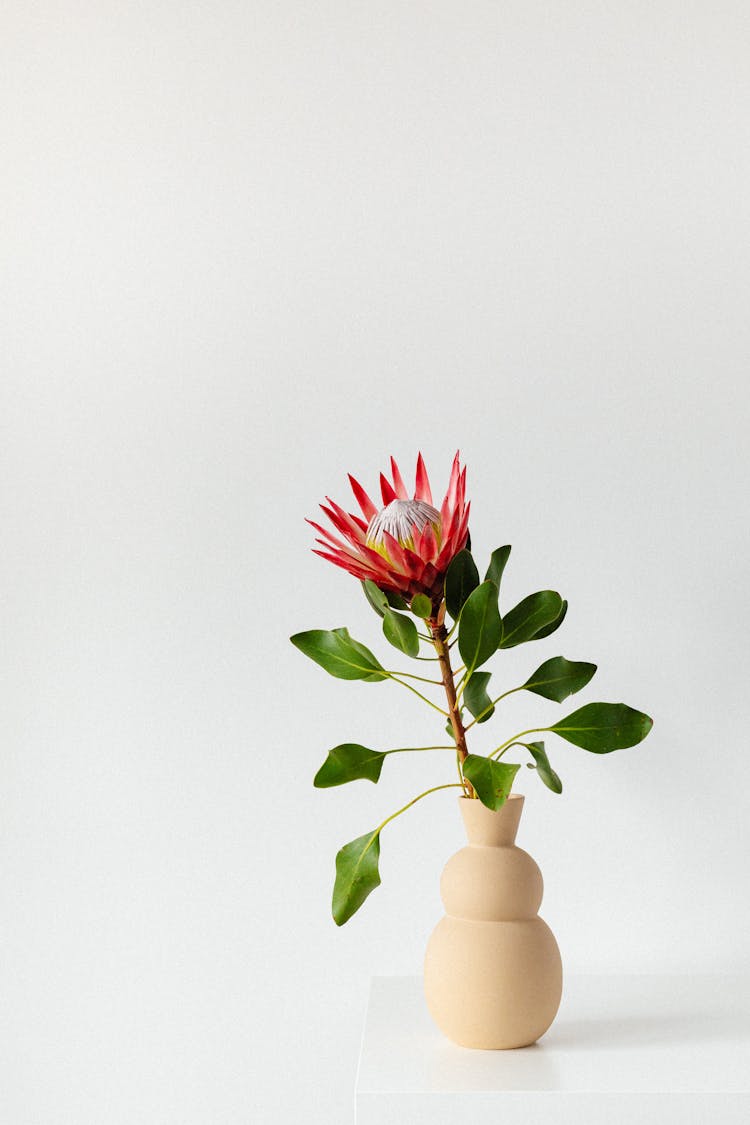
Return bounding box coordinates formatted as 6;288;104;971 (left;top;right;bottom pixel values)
459;795;524;846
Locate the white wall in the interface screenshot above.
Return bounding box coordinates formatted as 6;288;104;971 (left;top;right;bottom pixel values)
2;3;749;1123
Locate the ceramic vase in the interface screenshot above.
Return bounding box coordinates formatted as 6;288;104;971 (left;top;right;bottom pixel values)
424;794;562;1049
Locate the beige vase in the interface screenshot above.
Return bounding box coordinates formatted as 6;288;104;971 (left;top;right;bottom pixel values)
424;794;562;1049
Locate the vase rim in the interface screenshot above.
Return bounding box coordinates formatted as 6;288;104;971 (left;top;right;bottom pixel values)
458;793;524;804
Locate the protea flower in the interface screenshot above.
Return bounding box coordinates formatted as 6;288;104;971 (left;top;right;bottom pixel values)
308;452;470;605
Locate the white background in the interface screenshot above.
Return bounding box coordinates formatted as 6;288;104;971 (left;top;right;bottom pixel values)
2;3;749;1123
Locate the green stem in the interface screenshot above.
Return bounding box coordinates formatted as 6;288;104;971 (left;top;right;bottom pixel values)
377;783;463;833
386;673;449;715
386;670;442;685
490;728;548;759
455;665;474;704
383;745;456;755
464;685;525;729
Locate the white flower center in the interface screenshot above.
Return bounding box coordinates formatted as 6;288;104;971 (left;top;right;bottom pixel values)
366;498;441;551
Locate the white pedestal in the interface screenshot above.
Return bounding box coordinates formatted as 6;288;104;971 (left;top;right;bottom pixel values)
355;974;750;1124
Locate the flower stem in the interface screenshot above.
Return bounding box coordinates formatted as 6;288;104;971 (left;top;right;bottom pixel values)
429;615;474;797
490;728;548;759
464;684;524;729
377;783;463;833
386;670;442;685
383;745;456;755
386;673;448;716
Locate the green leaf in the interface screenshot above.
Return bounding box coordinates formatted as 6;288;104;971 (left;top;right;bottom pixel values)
533;598;568;640
458;581;503;672
485;545;511;591
550;702;654;753
385;589;409;610
463;670;495;723
499;590;564;649
382;607;420;658
445;550;480;619
290;629;387;681
410;593;432;619
332;830;381;925
362;580;388;617
522;656;597;702
463;755;521;811
314;743;386;787
525;741;562;793
362;581;407;617
334;628;390;682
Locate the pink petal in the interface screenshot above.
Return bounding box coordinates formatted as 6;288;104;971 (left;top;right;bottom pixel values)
348;474;378;521
415;452;433;504
390;456;408;500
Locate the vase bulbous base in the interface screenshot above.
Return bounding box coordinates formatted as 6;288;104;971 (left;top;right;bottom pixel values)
424;915;562;1048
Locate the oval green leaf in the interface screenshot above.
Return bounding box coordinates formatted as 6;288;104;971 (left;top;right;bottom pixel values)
525;740;563;793
410;593;433;619
461;585;501;670
332;830;381;925
550;702;654;753
463;670;495;723
522;656;597;702
362;580;388;617
485;545;511;591
290;629;387;681
382;607;420;658
533;598;568;640
463;755;521;811
445;550;480;620
498;590;563;649
314;743;386;787
362;581;408;617
458;581;502;673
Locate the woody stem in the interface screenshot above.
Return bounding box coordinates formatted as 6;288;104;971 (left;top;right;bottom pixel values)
430;617;474;798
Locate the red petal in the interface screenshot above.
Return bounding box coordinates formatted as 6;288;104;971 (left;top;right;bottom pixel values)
348;474;378;521
324;498;367;543
313;539;385;579
306;518;355;554
419;521;439;563
390;456;408;500
440;452;461;524
312;549;376;582
381;530;412;574
456;465;467;511
420;562;438;589
415;452;433;504
380;472;398;505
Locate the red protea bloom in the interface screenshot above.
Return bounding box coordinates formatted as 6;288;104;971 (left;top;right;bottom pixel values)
308;452;470;604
